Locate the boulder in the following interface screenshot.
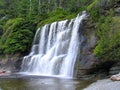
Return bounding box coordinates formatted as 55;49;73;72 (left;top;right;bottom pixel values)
84;79;120;90
0;70;6;74
110;73;120;81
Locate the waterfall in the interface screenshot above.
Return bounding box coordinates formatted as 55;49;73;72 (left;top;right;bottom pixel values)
38;0;40;12
21;11;87;78
48;0;51;3
29;0;32;14
59;0;62;7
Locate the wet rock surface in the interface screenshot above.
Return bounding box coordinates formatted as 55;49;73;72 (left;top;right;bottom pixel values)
84;79;120;90
109;62;120;75
0;54;23;73
75;18;100;78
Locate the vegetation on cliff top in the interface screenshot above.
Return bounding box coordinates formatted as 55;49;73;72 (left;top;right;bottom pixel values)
87;0;120;62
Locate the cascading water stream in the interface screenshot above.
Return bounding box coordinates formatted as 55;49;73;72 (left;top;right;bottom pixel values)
29;0;32;13
38;0;41;12
20;11;87;78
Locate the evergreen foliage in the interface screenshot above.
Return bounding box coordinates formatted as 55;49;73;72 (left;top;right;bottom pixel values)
88;0;120;62
0;18;35;54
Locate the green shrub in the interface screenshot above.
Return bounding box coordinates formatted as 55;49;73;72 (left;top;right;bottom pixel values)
5;29;34;54
0;18;35;54
94;15;120;62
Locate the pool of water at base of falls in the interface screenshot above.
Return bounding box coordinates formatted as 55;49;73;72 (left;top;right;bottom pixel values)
1;74;119;90
0;74;95;90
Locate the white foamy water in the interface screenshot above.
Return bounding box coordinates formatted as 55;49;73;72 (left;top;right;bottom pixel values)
20;11;87;78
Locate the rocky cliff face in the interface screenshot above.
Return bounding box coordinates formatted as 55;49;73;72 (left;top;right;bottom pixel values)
73;17;100;78
0;53;23;73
